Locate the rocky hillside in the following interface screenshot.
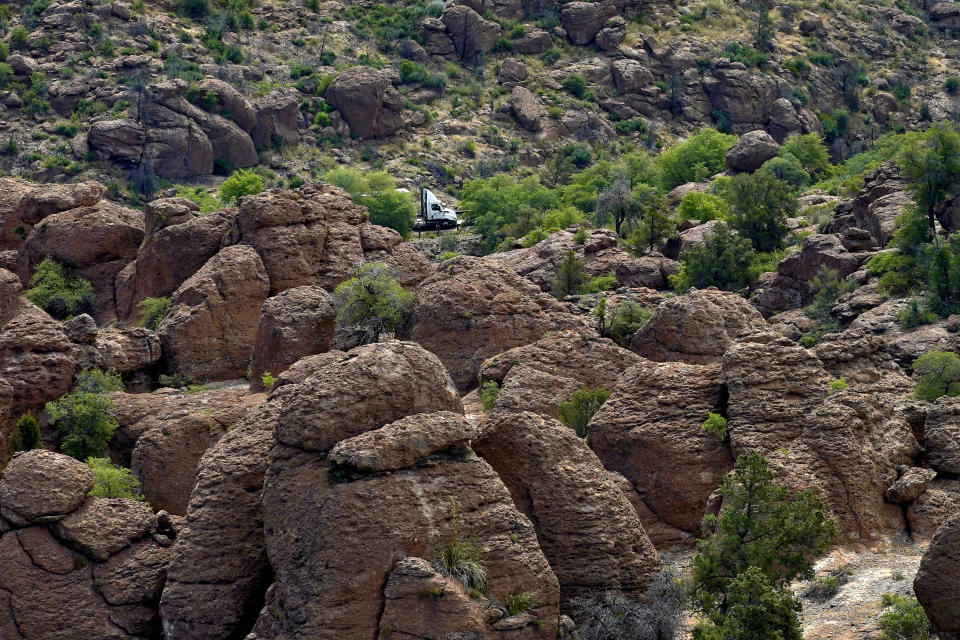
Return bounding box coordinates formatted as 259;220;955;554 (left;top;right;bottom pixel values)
3;0;960;638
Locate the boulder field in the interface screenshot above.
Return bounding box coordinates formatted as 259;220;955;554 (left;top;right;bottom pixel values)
0;175;959;637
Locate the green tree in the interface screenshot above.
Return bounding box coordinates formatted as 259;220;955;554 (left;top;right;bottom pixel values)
898;123;960;233
325;168;417;237
630;185;675;253
609;300;652;347
87;457;144;500
558;388;611;438
552;250;586;299
47;391;118;461
692;452;836;632
219;168;264;203
913;351;960;401
726;171;796;252
8;413;42;458
136;296;169;330
781;133;831;181
758;153;810;191
752;0;775;51
655;128;737;190
593;174;639;236
697;567;803;640
24;257;95;320
677;191;728;223
334;261;414;344
672;223;756;293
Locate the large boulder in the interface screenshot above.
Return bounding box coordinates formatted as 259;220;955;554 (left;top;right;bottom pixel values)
115;198;234;323
702;68;778;130
915;510;960;639
724;129;780;172
0;450;93;524
475;411;660;600
324;66;404;139
403;256;584;391
908;479;960;542
589;360;732;545
251;90;301;148
440;4;503;60
248;285;337;390
0;178;38;251
561;0;618;45
510;85;545;132
611;59;653;94
157;245;270;382
924;396;960;474
828;162;910;248
630;288;770;363
722;336;919;540
18;200;145;324
17;181;105;226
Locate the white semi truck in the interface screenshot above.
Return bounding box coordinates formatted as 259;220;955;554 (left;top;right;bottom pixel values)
414;188;459;231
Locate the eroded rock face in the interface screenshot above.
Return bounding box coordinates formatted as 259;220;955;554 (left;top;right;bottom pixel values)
723;336;919;540
324;66;404;139
631;288;771;363
915;510;960;639
0;450;93;523
0;178;37;251
724;129;780;172
0;451;171;639
925;397;960;474
157;245;270;382
828;162;909;248
908;479;960;542
440;4;503;60
510;85;545;132
561;0;618;45
248;285;337;390
475;411;660;601
404;256;584;391
588;360;731;545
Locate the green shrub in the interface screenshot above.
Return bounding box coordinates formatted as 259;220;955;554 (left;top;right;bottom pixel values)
399;59;427;84
176;0;209;17
913;351;960;401
47;387;118;461
87;457;144;500
439;251;458;261
74;369;123;394
8;413;42;458
433;535;488;591
261;371;276;391
159;373;192;389
558;388;611;438
174;185;222;212
827;378;849;393
503;592;537;616
562;73;587;98
480;380;499;411
581;273;616;294
672;222;755;293
53;121;79;137
867;252;924;297
324;168;416;236
806;566;851;602
701;413;728;440
136;297;169;330
781;133;831;181
541;47;561;64
759;153;810;190
726;171;796;252
878;593;933;640
608;300;652;347
574;227;588;244
946;77;960;94
899;298;939;329
724;42;766;67
219;168;264;203
655;128;736;190
10;26;29;50
0;62;12;89
334;262;414;344
24;258;96;320
677;191;727;222
552;251;586;299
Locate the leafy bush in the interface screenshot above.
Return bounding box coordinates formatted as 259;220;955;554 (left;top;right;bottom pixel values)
868;252;924;297
47;378;119;461
805;565;851;602
946;76;960;94
827;378;849;393
503;592;536;616
781;133;831;181
87;457;144;500
480;380;499;411
655;128;736;190
433;535;488;591
558;388;611;438
261;371;276;391
174;185;222;212
562;73;587;98
672;222;755;293
176;0;209;18
334;262;414;344
723;42;766;67
677;191;727;222
758;153;810;190
324;168;416;236
581;273;616;294
24;258;96;320
0;62;12;89
399;59;427;84
913;350;960;401
899;298;939;329
74;369;123;395
219;168;264;203
878;593;933;640
158;373;191;389
8;413;42;458
701;413;728;440
609;300;652;347
136;297;169;330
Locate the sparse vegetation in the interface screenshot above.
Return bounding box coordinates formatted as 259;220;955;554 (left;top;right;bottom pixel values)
558;387;611;438
701;413;728;441
433;535;488;592
136;297;169;330
87;457;144;500
24;258;96;320
47;370;123;461
878;593;933;640
480;380;500;411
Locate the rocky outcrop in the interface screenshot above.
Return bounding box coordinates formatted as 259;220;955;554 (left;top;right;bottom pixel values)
611;59;654;94
0;178;38;251
115;197;235;323
249;285;337;390
324;66;404;139
0;450;172;639
722;336;919;540
589;360;731;546
702;67;778;131
828;162;909;248
924;397;960;474
725;129;780;172
476;411;660;600
561;1;618;45
915;510;960;639
510;85;545;132
18;199;145;323
907;479;960;542
403;256;584;391
440;4;502;61
157;245;270;382
631;288;770;363
478;329;641;417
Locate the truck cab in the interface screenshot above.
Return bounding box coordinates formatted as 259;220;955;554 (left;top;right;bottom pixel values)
416;188;459;231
